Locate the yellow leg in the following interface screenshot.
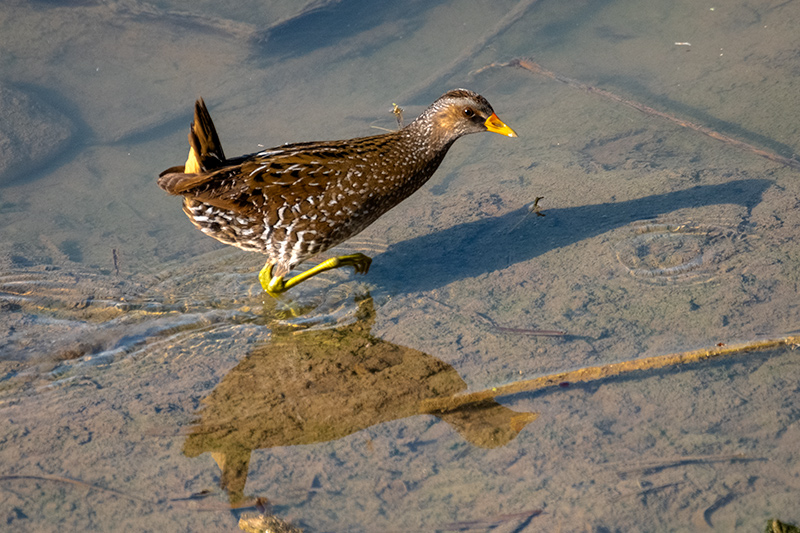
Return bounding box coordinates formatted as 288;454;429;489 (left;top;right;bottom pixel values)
259;253;372;297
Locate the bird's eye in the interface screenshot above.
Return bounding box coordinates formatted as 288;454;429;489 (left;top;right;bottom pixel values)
463;108;475;118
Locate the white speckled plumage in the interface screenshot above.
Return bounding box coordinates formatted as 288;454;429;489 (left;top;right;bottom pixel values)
158;89;516;280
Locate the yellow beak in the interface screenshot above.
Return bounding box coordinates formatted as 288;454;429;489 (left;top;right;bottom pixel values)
484;113;518;138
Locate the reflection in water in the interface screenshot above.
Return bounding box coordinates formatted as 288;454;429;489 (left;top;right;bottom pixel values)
183;297;537;504
0;261;261;393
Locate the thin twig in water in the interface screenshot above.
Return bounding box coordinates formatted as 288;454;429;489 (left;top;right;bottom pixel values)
508;196;546;232
611;481;684;503
112;248;120;276
441;509;544;531
475;312;566;337
392;103;404;129
703;492;738;528
610;453;763;476
419;334;800;413
0;474;262;511
477;58;800;171
0;474;152;504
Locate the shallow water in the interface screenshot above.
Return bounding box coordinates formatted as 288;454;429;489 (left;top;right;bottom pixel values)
1;0;800;531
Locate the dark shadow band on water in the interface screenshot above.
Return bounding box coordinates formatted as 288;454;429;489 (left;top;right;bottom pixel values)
1;82;88;186
252;0;445;62
369;178;771;294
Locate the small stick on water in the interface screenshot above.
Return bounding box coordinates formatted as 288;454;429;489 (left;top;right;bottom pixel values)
611;481;685;503
368;104;406;133
392;103;404;129
529;196;545;217
509;196;546;232
112;248;120;276
609;453;761;476
493;325;566;336
441;509;544;531
0;474;263;511
420;334;800;413
0;474;151;504
475;58;800;172
475;311;566;337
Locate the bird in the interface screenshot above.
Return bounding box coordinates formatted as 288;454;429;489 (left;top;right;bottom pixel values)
158;89;517;297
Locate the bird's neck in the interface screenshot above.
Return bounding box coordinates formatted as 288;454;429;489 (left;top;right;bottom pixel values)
401;117;458;160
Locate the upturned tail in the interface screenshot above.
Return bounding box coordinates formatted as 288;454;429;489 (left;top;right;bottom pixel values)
158;98;226;194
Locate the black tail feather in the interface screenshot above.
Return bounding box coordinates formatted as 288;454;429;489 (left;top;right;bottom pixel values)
189;98;226;171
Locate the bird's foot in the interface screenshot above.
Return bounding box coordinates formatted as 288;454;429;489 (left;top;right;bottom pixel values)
259;253;373;298
331;253;372;275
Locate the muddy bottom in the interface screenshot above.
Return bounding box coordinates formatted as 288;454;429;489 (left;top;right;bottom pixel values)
2;0;800;531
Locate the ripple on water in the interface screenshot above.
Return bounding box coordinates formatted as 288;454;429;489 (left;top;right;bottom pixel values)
615;221;743;284
0;256;380;398
0;263;265;396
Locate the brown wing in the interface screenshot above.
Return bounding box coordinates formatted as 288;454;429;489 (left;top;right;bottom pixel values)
159;130;405;223
158;147;347;213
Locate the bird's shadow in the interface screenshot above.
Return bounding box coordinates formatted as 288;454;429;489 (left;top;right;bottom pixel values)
368;179;771;294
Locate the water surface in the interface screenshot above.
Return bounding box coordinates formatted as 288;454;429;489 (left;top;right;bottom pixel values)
1;0;799;531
